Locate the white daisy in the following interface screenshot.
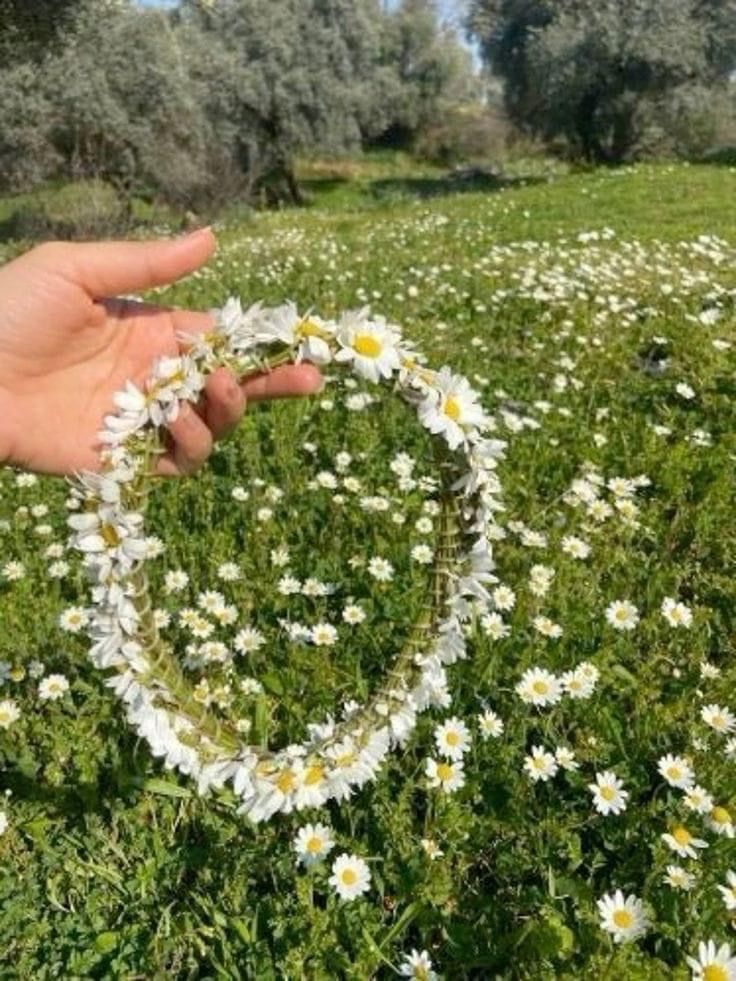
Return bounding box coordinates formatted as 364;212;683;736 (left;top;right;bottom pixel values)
708;805;734;838
368;557;394;582
480;612;510;639
59;607;90;634
661;597;693;628
561;535;591;559
663;865;695;891
293;823;335;866
683;785;714;815
686;941;736;981
477;709;504;739
516;668;563;707
718;871;736;911
310;623;338;647
411;544;434;565
0;811;7;836
701;704;736;734
605;600;639;631
418;366;486;450
532;616;563;639
597;890;648;944
657;754;695;789
399;949;438;980
0;699;21;728
589;771;628;816
523;746;558;783
555;747;579;771
38;674;70;701
334;310;402;382
328;853;371;901
425;757;465;793
434;717;471;760
164;569;189;593
661;826;708;859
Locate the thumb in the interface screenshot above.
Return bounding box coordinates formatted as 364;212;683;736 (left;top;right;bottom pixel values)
45;228;216;298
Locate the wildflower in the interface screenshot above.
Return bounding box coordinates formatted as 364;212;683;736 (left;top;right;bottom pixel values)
523;746;558;783
418;366;486;450
310;623;338;647
342;604;366;625
528;564;555;596
421;838;443;860
38;674;70;701
0;699;20;728
480;613;510;639
686;941;736;981
477;709;504;739
411;544;434;565
334;310;402;383
701;704;736;734
664;866;695;891
708;805;734;838
532;616;563;639
516;668;563;707
399;949;438;980
293;823;335;867
59;607;89;634
328;853;371;901
562;664;598;699
0;812;7;836
683;786;714;815
277;575;302;595
217;562;241;582
425;757;465;793
555;747;579;771
164;569;189;593
661;826;708;859
368;557;394;582
434;717;471;760
605;600;639;631
661;597;693;628
492;585;516;611
714;870;736;914
589;771;628;816
561;535;591;559
597;890;648;944
657;754;695;789
233;628;266;655
2;561;26;581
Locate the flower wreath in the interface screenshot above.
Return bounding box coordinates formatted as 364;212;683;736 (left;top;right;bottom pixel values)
67;300;506;823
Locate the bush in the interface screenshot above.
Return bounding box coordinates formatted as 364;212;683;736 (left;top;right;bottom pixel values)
414;103;511;166
0;181;130;242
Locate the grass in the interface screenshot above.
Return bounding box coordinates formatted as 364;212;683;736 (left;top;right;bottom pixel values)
0;161;735;978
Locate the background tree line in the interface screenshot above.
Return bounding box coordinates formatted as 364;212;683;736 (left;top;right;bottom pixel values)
0;0;479;214
1;0;735;235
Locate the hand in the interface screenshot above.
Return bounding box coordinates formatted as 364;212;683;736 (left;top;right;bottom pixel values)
0;230;321;476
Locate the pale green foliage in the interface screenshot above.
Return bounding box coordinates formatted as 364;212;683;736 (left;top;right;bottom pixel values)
468;0;736;160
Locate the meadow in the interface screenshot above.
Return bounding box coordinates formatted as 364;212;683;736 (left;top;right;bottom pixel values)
0;161;735;979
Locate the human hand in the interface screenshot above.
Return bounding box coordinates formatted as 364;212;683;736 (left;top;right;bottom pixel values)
0;230;321;476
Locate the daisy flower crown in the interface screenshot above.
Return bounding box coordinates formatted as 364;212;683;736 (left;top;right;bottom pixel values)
67;300;506;823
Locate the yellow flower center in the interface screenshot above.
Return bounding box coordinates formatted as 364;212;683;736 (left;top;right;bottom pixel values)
600;786;615;801
297;319;329;340
304;765;324;787
0;711;10;724
340;868;358;886
275;769;296;794
666;766;681;780
711;806;731;825
443;396;461;421
353;334;382;358
703;967;728;981
445;731;460;746
335;750;357;768
612;909;633;929
672;826;691;846
306;836;322;854
101;523;121;548
436;763;454;782
532;681;548;695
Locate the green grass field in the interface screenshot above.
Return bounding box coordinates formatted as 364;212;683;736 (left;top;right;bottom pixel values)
1;162;735;979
